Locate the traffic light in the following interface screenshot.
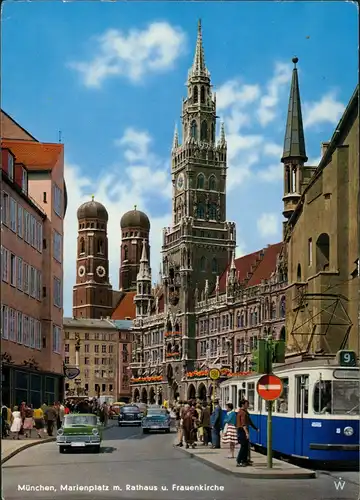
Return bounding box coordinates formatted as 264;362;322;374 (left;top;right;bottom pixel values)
250;339;268;373
337;350;357;367
273;340;286;364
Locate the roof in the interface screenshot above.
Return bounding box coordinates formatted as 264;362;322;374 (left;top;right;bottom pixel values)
63;318;117;329
111;292;136;320
2;139;63;170
112;320;133;330
218;242;283;293
77;198;108;221
1;110;39;141
281;58;307;162
120;208;150;230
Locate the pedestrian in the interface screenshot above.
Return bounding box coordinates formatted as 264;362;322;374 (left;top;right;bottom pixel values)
175;402;183;447
200;402;212;446
222;403;237;459
236;399;258;467
210;399;222;449
181;404;195;449
45;403;58;436
2;403;9;438
196;403;203;443
23;405;34;438
58;402;65;428
33;406;45;438
10;406;23;439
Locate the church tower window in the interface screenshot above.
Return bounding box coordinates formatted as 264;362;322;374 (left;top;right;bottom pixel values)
208;204;217;220
200;121;208;141
97;239;104;254
200;256;206;272
211;123;215;143
200;85;205;103
212;258;217;273
193;86;198;103
196;174;205;189
209;175;216;190
124;245;128;261
79;238;85;254
196;203;205;219
191;120;197;139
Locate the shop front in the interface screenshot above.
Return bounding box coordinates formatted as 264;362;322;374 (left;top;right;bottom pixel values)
1;364;64;408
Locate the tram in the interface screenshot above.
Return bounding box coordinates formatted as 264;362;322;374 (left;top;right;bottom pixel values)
219;359;359;468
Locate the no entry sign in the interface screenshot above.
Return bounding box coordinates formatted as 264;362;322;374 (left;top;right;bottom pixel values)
257;374;283;401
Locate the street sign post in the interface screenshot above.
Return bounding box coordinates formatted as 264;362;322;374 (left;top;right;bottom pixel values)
257;373;283;468
209;368;220;409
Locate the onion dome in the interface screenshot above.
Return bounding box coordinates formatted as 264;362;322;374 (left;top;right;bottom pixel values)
120;205;150;230
77;196;108;221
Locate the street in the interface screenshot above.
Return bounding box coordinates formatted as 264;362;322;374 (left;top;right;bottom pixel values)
2;426;359;500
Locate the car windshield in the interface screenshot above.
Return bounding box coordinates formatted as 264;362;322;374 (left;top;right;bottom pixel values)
147;409;167;416
64;415;97;426
122;406;140;413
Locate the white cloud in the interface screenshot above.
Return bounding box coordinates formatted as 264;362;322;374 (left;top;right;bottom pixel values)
256;213;279;238
258;163;282;183
63;128;171;315
263;142;283;157
256;62;292;126
304;92;345;128
216;81;261;111
69;22;187;87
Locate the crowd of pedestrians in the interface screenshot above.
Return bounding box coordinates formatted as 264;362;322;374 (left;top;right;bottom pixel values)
1;398;110;440
172;398;258;467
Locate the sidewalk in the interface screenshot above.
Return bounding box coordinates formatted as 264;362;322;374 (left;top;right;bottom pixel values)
175;441;316;479
1;421;116;465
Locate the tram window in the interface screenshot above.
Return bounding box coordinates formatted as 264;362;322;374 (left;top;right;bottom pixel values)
258;395;263;412
313;380;332;414
276;377;289;413
248;383;255;410
332;381;359;415
238;388;245;407
295;375;309;414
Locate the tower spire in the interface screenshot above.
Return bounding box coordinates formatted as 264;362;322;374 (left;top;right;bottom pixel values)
219;121;226;146
281;57;307;163
172;123;179;149
190;19;209;78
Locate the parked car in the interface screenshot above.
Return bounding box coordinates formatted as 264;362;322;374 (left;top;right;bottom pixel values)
56;413;102;453
142;407;171;433
118;404;142;426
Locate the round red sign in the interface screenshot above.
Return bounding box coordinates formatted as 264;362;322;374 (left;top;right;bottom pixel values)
256;374;283;401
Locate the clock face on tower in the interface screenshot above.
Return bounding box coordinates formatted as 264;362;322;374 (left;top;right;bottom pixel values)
177;173;184;191
96;266;106;278
78;265;85;277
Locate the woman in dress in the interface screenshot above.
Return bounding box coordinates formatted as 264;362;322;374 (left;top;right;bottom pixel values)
10;406;23;440
23;405;34;438
222;402;238;459
33;406;45;438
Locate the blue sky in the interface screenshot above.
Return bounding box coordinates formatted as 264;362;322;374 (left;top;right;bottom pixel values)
2;2;358;316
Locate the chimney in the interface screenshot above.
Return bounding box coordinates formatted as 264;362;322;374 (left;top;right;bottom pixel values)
321;142;330;156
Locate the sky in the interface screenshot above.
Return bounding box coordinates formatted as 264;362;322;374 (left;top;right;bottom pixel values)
2;2;358;317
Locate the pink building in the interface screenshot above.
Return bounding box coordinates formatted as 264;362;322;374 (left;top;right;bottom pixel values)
1;111;67;407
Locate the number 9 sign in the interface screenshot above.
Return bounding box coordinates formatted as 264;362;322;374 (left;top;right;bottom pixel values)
338;350;357;367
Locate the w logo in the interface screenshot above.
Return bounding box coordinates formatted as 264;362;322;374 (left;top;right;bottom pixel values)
334;478;346;491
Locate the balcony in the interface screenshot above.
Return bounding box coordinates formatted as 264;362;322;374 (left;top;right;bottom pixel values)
164;331;181;338
166;352;180;359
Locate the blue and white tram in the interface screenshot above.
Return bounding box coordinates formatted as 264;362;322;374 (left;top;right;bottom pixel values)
219;360;359;468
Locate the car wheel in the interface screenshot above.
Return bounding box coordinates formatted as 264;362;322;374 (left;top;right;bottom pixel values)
93;445;101;453
143;429;149;434
59;446;66;454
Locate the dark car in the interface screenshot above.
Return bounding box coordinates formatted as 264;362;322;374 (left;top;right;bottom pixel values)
118;404;142;426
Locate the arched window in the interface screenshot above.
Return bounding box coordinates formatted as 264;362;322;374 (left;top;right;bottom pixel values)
196;174;204;189
167;343;172;353
79;238;85;254
200;256;206;272
97;239;104;254
280;296;286;318
237;313;241;327
200;86;205;103
211;123;215;143
271;302;276;319
208;204;217;220
193;86;198;103
166;320;172;332
196;203;205;219
212;258;217;273
209;175;216;190
297;263;302;281
316;233;330;272
124;245;128;261
254;310;258;324
190;120;197;139
200;121;208;142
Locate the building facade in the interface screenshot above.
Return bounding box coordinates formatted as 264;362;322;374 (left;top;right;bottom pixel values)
283;77;359;356
63;318;118;399
1;111;66;407
113;320;133;402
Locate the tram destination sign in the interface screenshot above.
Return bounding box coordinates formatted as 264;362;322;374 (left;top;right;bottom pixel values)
257;374;283;401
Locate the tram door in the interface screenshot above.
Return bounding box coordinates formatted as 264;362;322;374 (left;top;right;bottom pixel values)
294;375;309;456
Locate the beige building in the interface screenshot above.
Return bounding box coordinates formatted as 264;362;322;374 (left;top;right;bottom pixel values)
283;75;359;356
63;318;119;399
